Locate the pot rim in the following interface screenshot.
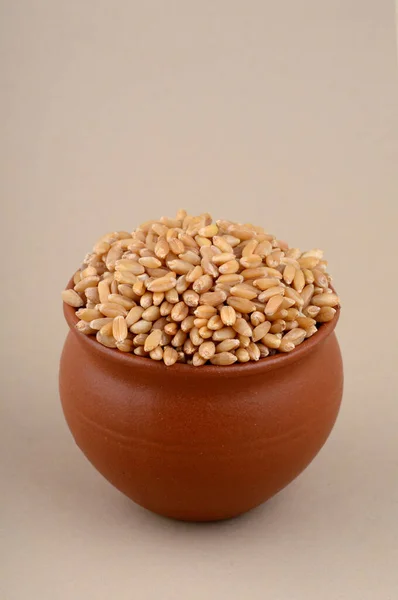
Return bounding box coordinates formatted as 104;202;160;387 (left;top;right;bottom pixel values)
63;277;340;378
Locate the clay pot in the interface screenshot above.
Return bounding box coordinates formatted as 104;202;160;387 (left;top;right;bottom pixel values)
60;283;343;522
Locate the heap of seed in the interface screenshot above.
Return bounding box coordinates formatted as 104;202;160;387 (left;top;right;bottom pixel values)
62;211;340;366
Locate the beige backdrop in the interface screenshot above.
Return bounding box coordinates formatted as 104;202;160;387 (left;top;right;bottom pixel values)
1;1;398;599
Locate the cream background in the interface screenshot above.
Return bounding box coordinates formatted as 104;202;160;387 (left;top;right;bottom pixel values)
1;1;398;599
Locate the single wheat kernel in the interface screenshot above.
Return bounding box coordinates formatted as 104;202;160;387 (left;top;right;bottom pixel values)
210;352;238;366
236;348;250;362
316;306;337;322
207;315;224;330
144;329;163;352
163;346;179;365
220;305;237;326
112;316;128;342
198;341;216;359
62;289;85;308
96;331;117;348
116;339;134;352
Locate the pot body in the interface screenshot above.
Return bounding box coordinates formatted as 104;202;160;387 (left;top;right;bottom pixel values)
59;317;343;521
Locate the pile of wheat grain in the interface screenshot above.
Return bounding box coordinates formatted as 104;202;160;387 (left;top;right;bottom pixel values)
62;211;340;366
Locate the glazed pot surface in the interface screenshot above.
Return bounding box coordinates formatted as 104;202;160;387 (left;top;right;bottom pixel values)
60;302;343;521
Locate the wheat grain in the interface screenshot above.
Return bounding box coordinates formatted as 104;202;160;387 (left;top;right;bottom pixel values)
75;320;95;335
247;342;261;361
90;317;113;330
130;320;153;334
133;280;146;296
262;333;281;349
198;290;225;307
105;245;123;271
226;296;256;314
252;321;271;342
133;333;148;346
238;334;251;348
153;317;168;331
192;352;206;366
303;305;321;318
140;292;153;309
185;266;203;283
112;316;128;342
189;327;204;346
171;301;189;322
283;264;296;285
232;318;253;337
268;309;289;321
220;305;237;326
125;306;145;327
171;329;187;347
144;329;162;352
210;352;238;365
250;311;266;326
212;327;236;341
312;269;329;288
85;287;100;304
230;284;258;300
107;294;135;310
116;339;134;352
134;346;148;357
146;276;177;293
98;303;127;318
96;331;117;348
66;211;339;363
99;321;114;336
198;341;216;359
280;297;296;309
152;291;165;306
193;318;208;329
193;305;217;319
298;256;319;269
198;326;213;339
311;293;340;307
303;268;315;284
76;308;102;322
264;295;284;316
73;270;82;285
306;325;318;338
62;289;85;308
257;343;270;358
279;339;295;353
236;348;250;362
180;315;195;332
183;339;197;355
296;316;316;329
141;306;161;322
216;339;240;353
110;279;119;295
207;315;223;330
283;328;307;345
284;319;299;331
159;301;173;316
316;306;337;322
150;346;164;360
163;346;179;366
269;319;286;334
74;276;100;293
258;286;285;303
165;288;179;304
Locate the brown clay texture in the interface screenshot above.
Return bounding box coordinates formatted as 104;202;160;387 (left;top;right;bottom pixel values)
60;297;343;521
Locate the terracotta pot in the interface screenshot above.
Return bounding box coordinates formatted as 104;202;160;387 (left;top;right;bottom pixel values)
59;281;343;522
